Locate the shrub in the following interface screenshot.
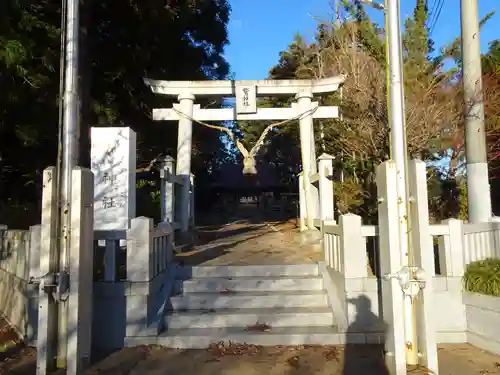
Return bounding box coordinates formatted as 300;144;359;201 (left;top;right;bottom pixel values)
463;259;500;297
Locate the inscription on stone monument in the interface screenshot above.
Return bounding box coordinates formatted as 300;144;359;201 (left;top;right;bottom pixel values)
91;127;136;230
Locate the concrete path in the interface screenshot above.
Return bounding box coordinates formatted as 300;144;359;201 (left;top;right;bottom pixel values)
176;220;322;266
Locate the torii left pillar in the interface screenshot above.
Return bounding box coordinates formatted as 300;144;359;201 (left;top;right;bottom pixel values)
176;93;195;234
296;89;319;229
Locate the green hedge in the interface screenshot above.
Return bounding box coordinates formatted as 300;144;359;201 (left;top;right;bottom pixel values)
463;259;500;297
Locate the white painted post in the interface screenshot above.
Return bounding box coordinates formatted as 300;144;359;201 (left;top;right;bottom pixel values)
296;89;318;229
298;173;307;231
37;167;59;375
176;93;195;234
160;156;176;223
318;154;335;221
339;214;367;278
67;168;94;374
376;161;407;375
408;160;439;374
439;219;465;277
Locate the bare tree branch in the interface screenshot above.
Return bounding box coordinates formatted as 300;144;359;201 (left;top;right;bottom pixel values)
136;155;163;173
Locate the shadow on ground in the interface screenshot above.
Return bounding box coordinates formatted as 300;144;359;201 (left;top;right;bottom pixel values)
194;223;265;247
175;231;272;266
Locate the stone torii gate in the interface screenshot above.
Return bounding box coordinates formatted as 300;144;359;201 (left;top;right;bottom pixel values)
144;76;345;232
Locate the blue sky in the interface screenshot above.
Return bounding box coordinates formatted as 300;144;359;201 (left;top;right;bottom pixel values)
224;0;499;80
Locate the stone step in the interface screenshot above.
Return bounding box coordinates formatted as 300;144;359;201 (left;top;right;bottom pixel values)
176;264;319;280
169;290;328;310
156;326;341;349
165;306;334;329
174;276;323;293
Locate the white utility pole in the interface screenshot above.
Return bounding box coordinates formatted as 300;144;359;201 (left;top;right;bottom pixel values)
386;0;417;365
461;0;492;223
362;0;418;365
57;0;81;368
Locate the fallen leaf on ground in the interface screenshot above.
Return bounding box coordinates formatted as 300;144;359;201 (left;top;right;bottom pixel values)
245;323;271;332
207;341;262;357
323;347;339;362
287;355;300;368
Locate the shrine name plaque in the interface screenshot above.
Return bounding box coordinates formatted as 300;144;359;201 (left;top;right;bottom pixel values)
235;84;257;114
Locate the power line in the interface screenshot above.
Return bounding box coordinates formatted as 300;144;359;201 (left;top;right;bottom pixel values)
427;0;439;22
428;0;444;35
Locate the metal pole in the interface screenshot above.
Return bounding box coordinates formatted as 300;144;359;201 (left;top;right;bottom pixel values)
461;0;491;223
58;0;81;367
386;0;418;365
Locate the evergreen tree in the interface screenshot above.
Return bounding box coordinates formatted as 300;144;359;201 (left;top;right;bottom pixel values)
0;0;232;226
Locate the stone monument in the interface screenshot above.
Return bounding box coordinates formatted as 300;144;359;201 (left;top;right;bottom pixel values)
90;127;137;231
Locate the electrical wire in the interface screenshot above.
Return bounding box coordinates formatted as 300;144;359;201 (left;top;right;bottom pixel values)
427;0;438;23
428;0;444;35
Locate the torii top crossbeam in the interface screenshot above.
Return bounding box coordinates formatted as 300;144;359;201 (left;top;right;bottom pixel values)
144;75;345;121
143;75;345;97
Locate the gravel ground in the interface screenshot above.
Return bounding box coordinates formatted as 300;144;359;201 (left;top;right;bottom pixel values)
3;337;500;375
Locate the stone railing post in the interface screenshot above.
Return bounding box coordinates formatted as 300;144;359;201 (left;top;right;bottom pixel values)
339;214;366;278
160;156;176;224
318;153;335;222
439;219;465;277
125;217;154;337
298;173;307;231
408;159;438;374
127;217;153;282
